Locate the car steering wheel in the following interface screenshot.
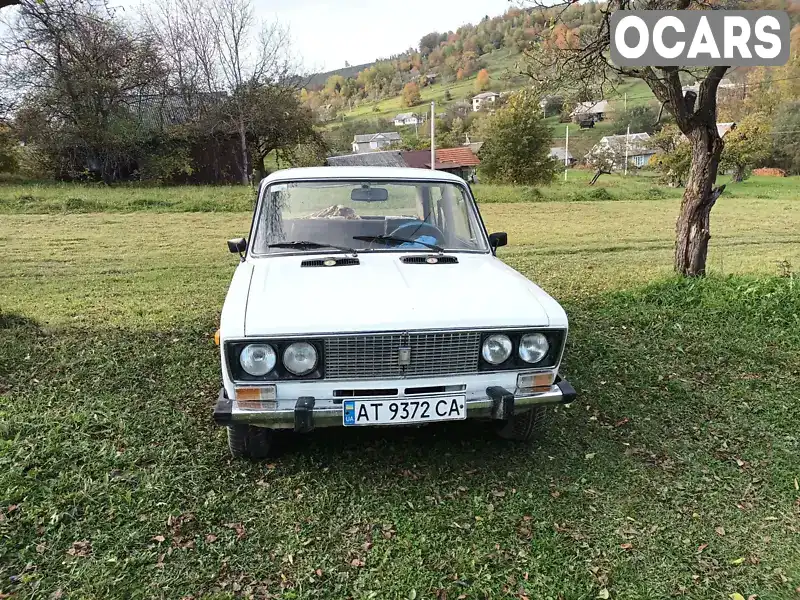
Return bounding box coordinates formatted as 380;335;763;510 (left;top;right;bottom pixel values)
388;221;446;246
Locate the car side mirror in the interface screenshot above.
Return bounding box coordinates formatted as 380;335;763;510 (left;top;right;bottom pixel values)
227;238;247;260
488;232;507;254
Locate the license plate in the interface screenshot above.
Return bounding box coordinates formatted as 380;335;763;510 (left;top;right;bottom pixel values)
343;396;467;426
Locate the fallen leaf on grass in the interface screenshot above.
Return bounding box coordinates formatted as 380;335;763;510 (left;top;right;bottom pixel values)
205;534;217;544
66;540;91;557
729;594;745;600
35;543;46;554
730;557;746;565
225;523;246;540
615;418;630;427
715;527;726;537
619;543;633;551
735;458;746;468
585;453;596;460
315;569;323;577
350;558;364;567
697;544;709;554
597;589;610;599
152;535;165;543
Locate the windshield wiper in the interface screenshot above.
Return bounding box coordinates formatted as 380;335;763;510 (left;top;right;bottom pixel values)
353;235;443;253
268;241;358;255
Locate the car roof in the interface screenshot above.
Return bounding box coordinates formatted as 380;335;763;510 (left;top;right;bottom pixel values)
261;166;468;186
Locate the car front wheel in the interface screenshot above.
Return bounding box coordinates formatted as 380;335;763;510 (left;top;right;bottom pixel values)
494;406;548;442
227;424;274;459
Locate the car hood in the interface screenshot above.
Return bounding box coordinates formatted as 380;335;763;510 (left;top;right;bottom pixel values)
243;253;565;336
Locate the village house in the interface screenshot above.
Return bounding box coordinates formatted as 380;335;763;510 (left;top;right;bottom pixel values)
326;146;481;181
472;91;501;112
393;113;421;127
351;132;402;153
586;133;655;170
402;147;481;181
549;147;576;166
570;100;610;124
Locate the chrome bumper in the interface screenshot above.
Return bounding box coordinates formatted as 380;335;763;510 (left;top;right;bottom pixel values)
213;379;576;431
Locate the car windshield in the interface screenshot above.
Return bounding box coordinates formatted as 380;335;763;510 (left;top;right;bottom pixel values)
250;179;490;255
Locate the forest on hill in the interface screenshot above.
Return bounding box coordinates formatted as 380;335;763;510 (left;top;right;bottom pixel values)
302;2;606;121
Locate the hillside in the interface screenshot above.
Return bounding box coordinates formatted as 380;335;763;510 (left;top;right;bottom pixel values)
307;62;375;89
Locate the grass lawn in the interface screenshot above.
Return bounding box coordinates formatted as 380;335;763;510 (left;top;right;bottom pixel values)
1;180;799;599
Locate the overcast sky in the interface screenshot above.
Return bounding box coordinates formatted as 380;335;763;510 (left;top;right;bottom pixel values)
255;0;513;72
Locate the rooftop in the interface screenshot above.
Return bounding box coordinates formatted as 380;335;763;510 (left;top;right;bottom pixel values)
473;91;500;100
353;132;402;143
261;167;468;186
571;100;610;115
326;151;407;168
598;133;653;155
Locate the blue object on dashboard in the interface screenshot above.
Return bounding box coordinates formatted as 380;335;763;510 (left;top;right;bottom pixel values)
398;235;439;249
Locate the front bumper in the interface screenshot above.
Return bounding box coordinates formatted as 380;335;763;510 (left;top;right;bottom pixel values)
213;379;576;431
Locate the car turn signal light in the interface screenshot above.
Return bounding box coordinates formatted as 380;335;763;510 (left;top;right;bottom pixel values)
517;372;555;394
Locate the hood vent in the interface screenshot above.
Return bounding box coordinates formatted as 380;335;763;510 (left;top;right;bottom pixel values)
400;255;458;265
301;257;360;268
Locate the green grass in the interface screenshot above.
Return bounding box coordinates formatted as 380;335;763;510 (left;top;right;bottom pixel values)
1;184;799;599
4;173;800;215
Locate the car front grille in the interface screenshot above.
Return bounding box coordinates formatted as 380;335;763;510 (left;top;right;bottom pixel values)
324;331;482;380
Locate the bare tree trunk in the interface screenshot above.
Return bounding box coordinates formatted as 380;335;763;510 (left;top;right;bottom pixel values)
237;118;249;185
674;124;724;277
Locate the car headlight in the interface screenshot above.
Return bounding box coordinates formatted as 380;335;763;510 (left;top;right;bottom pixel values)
240;344;276;376
519;333;549;364
283;342;318;375
482;334;513;365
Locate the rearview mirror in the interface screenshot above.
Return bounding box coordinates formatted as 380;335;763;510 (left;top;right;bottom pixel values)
227;238;247;256
351;187;388;202
488;232;507;253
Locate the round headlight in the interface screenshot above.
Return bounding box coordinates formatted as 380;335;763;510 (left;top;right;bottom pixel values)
482;334;513;365
519;333;549;364
283;342;318;375
240;344;276;376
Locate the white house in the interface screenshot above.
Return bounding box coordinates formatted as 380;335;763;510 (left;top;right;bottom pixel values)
587;133;655;170
352;132;402;153
571;100;610;123
393;113;420;127
472;91;501;112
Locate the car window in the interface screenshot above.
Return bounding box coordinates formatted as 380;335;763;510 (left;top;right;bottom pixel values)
250;179;489;255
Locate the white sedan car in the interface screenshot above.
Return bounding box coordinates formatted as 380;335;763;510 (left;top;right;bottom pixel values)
214;167;575;458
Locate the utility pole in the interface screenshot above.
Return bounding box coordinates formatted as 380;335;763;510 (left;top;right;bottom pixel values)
564;125;569;182
624;125;630;176
430;101;436;170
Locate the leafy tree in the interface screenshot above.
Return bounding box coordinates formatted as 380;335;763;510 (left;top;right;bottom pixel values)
401;82;422;107
770;101;800;174
475;69;490;92
419;32;445;57
720;115;771;182
478;91;556;185
444;89;453;101
525;0;753;276
1;0;165;183
0;124;18;173
611;105;661;136
650;125;692;187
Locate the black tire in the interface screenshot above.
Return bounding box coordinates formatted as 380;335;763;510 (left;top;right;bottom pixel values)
494;406;548;442
227;424;274;460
